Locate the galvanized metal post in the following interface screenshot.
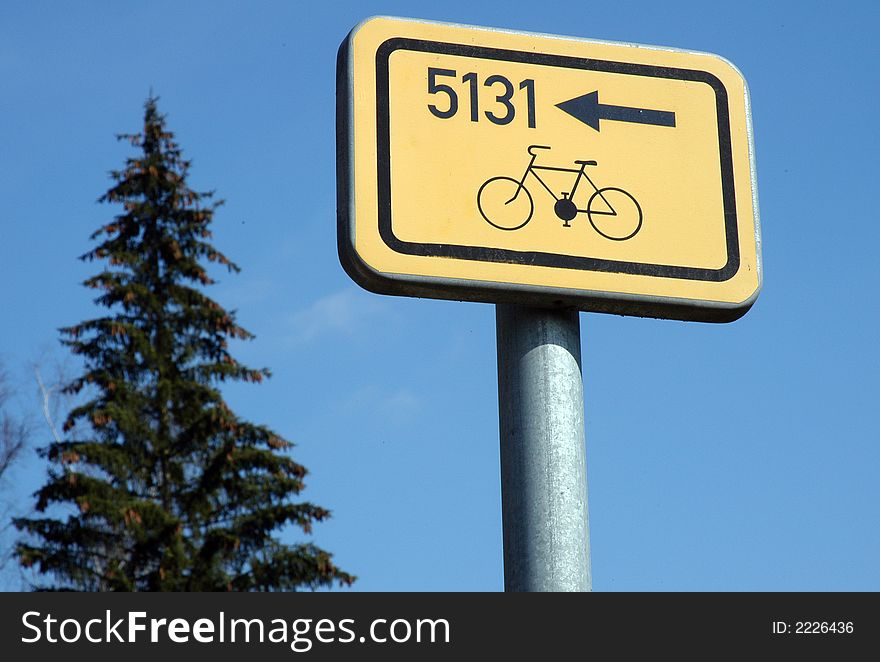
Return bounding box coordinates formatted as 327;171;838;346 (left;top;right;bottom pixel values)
496;304;591;592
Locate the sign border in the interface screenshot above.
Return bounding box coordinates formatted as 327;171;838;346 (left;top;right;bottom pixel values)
375;37;740;283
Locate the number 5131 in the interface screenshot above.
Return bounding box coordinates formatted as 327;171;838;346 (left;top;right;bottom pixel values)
427;67;537;128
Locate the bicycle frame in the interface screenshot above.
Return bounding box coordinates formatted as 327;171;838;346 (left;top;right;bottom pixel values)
512;147;616;217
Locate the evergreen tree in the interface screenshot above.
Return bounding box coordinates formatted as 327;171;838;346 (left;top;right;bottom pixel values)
16;98;353;591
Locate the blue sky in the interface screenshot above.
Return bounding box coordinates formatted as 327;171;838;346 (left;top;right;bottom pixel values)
1;0;878;591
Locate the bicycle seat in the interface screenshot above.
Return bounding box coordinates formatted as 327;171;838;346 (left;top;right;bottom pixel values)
575;160;598;166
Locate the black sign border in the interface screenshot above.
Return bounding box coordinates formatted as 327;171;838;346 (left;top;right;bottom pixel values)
374;37;740;282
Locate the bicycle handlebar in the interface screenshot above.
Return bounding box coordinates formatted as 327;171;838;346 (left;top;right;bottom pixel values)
527;144;552;156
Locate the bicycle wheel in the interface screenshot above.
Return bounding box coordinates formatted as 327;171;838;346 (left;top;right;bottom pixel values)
477;176;534;231
587;187;642;241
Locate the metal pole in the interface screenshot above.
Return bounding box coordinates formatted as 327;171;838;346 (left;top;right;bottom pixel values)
496;304;591;591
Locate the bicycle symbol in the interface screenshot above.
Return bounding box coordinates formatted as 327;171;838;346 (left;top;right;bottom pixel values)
477;145;643;241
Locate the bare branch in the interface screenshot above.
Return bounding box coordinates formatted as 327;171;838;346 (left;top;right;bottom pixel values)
34;367;62;445
0;369;28;481
0;363;31;588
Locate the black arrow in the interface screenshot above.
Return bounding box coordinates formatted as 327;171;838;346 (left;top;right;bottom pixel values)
556;90;676;131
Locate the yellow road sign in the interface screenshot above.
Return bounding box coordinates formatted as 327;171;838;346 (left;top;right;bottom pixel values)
337;17;761;322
